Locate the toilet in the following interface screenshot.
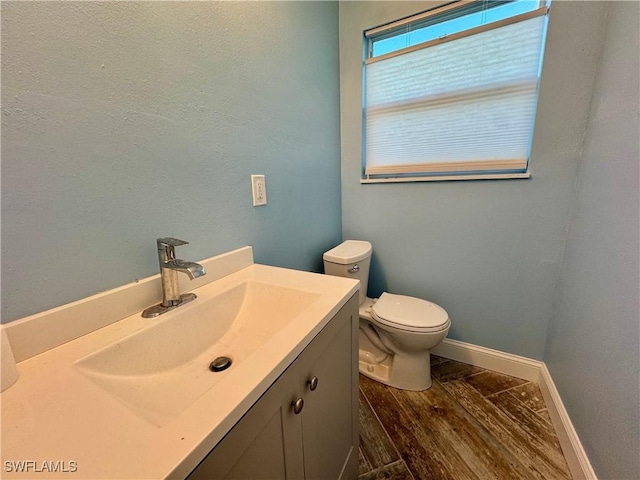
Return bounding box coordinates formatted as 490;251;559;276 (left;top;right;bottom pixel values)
323;240;451;391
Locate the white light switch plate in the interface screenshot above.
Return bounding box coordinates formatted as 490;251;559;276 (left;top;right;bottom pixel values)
251;175;267;206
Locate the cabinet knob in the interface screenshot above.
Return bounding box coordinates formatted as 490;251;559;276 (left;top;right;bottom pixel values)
292;398;304;415
307;376;318;391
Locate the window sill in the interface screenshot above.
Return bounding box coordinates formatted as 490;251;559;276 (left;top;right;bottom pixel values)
360;172;531;184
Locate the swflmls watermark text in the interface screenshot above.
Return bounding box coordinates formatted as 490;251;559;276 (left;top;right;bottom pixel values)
4;460;78;473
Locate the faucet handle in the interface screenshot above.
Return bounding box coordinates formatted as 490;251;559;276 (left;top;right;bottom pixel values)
157;238;189;262
157;237;189;248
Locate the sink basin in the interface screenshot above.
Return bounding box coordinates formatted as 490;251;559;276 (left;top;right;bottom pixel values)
75;280;320;426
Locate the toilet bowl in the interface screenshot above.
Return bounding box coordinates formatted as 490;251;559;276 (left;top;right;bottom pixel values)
323;240;451;391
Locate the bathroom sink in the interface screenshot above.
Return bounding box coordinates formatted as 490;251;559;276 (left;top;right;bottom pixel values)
75;280;320;427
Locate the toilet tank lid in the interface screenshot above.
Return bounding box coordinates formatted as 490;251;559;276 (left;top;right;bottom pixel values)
323;240;372;264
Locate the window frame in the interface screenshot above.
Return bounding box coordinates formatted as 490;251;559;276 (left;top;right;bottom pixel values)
361;0;551;184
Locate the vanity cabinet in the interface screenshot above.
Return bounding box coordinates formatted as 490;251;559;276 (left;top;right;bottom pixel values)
187;294;359;480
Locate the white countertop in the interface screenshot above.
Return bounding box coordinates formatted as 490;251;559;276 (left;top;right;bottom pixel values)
1;262;358;479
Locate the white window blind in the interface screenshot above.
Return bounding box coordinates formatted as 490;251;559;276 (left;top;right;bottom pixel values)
363;4;549;180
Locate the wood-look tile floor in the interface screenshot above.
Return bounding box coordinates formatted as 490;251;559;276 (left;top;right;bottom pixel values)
358;356;572;480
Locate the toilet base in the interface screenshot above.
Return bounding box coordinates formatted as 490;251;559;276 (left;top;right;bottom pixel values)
359;349;433;391
358;328;434;391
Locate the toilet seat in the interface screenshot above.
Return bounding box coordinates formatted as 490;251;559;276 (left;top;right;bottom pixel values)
371;293;450;333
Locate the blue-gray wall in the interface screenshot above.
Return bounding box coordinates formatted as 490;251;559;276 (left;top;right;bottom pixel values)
1;1;342;323
339;1;609;360
544;3;640;479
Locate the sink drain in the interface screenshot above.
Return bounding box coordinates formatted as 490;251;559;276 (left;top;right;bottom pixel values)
209;356;232;372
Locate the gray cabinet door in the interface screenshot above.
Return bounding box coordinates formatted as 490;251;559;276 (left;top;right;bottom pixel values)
297;295;359;480
187;364;304;480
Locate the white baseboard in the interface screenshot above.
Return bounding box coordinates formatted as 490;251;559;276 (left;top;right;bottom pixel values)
432;338;597;480
538;364;598;480
432;338;542;381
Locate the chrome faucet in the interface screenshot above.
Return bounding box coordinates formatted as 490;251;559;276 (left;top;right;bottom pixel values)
142;237;206;318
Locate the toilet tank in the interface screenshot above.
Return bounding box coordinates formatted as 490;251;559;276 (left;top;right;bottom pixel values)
323;240;372;305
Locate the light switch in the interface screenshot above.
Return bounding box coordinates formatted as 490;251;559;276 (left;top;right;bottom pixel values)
251;175;267;206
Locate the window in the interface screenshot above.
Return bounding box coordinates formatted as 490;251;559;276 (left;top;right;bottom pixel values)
362;0;551;182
